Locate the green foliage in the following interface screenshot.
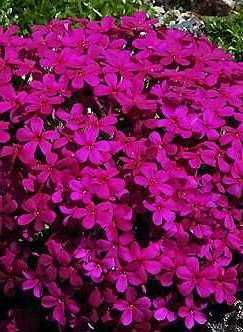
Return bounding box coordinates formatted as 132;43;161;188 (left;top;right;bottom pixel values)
0;0;18;27
204;10;243;61
0;0;148;30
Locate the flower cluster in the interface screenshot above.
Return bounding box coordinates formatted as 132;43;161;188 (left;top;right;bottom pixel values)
0;12;243;331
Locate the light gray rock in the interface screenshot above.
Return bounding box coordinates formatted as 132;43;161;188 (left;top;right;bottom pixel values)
153;7;205;35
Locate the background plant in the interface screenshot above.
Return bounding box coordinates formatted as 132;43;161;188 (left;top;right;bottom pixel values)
204;9;243;61
0;0;148;30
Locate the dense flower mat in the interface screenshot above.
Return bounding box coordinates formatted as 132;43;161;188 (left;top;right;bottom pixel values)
0;11;243;331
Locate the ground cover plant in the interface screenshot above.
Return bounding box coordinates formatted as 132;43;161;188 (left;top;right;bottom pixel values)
204;8;243;61
0;11;243;332
0;0;148;29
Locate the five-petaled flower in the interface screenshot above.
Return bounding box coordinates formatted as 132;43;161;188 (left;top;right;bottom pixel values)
18;193;56;230
113;288;151;326
17;117;59;162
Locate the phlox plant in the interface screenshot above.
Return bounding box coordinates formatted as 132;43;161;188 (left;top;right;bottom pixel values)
0;11;243;332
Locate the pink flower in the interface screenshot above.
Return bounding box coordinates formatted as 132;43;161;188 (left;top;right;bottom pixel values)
26;93;63;115
113;288;151;326
153;296;176;322
103;203;132;240
0;121;10;143
66;55;100;89
41;282;79;326
213;267;237;304
223;160;243;198
201;142;231;173
22;271;43;298
18;194;56;230
113;268;145;293
121;242;161;276
178;296;207;330
159;254;184;287
77;201;113;229
83;262;103;283
0;194;17;234
144;196;176;229
74;129;110;164
56;103;84;130
17;117;58;162
159;105;196;138
63;28;108;52
116;79;156;113
47;240;71;266
121;11;156;31
90;167;126;199
94;73;131;97
176;257;215;297
135;163;173;196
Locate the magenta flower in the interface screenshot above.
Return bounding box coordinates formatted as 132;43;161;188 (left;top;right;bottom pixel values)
0;121;10;143
103;203;132;240
18;193;56;230
42;282;79;326
91;167;126;199
68;178;91;203
213;267;237;304
47;240;71;266
83;262;103;283
120;242;161;276
76;201;113;229
33;153;72;184
66;56;100;89
201;109;225;140
59;265;82;288
116;79;157;113
201;142;231;173
0;57;12;84
0;194;17;234
103;50;138;76
121;11;156;31
113;268;146;293
94;73;131;97
135;163;173;196
200;239;232;267
0;85;27;119
176;257;215;297
223;160;243;198
159;105;196;139
56;103;84;130
148;131;176;165
74;129;110;164
144;196;176;229
133;32;163;59
26;93;63;115
158;31;192;66
159;254;185;287
63;28;108;52
22;271;43;298
17;117;59;162
178;297;207;330
153;296;176;322
113;288;151;326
